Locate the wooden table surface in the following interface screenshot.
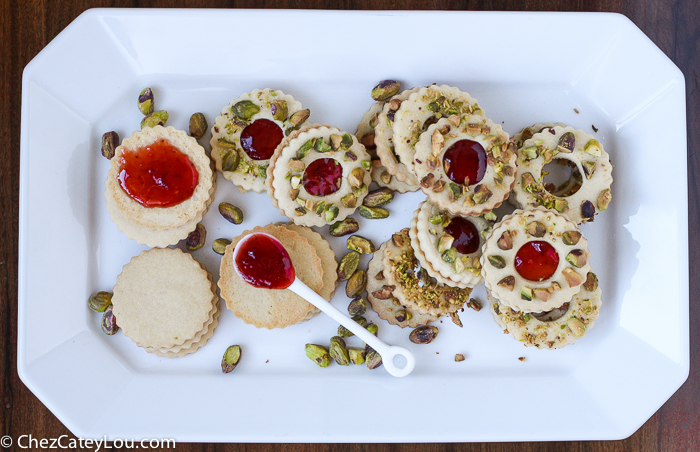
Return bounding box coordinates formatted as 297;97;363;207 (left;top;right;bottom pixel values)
2;1;697;451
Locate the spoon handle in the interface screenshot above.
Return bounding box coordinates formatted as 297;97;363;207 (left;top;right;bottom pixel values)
289;279;415;377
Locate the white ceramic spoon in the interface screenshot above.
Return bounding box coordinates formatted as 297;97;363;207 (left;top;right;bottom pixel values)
232;232;416;377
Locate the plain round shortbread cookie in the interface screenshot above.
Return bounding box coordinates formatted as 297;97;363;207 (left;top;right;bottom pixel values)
219;224;325;329
281;223;338;301
111;248;219;355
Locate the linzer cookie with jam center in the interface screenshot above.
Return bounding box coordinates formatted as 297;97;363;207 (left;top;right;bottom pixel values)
480;207;591;313
391;84;483;177
409;200;493;289
104;125;215;248
111;248;219;358
367;239;440;328
511;125;613;224
267;124;372;227
219;224;337;329
210;89;309;193
373;86;422;185
412;116;516;216
488;270;602;349
382;229;472;317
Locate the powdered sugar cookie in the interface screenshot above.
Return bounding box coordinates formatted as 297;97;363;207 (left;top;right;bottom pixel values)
488;271;602;349
268;124;371;227
413;116;516;216
367;240;440;327
480;207;591;313
382;229;471;317
410;200;493;288
392;85;483;177
105;126;215;247
512;125;613;224
111;248;219;357
370;160;419;193
219;224;325;329
374;87;421;184
211;89;309;193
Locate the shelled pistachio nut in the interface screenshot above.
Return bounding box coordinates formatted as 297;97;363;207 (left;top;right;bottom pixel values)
345;269;367;298
305;344;331;368
137;88;154;115
219;202;244;225
101;131;119;160
347;297;367;316
329;219;359;237
140;110;169;128
189;112;208;139
365;348;382;369
185;223;207;251
101;305;119;335
88;291;113;313
362;188;394;207
348;348;366;365
221;345;242;373
358;206;389;219
347;235;375;254
409;325;438;344
371;80;401;101
213;238;232;255
329;336;350;366
337;251;360;281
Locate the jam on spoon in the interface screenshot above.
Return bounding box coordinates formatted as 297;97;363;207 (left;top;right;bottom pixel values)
234;233;295;289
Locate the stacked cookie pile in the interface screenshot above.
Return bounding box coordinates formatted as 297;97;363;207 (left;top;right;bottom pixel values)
354;82;613;349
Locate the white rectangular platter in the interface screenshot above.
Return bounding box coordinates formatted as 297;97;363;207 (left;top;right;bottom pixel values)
19;9;689;442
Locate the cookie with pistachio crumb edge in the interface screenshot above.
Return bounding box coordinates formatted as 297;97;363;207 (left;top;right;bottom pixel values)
392;84;484;177
480;207;591;313
410;200;493;289
382;229;471;317
211;89;309;193
488;270;602;349
268;124;372;227
511;125;613;224
374;86;422;185
367;240;440;327
412;116;516;216
370;159;420;193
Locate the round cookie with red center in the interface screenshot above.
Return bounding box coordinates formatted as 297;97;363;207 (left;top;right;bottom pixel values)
105;126;215;247
488;271;602;349
480;207;592;313
511;125;613;224
211;89;309;193
409;200;493;289
412;116;516;216
391;85;484;177
373;86;422;185
267;124;372;227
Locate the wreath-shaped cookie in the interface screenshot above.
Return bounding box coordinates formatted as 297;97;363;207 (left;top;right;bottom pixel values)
267;124;371;227
511;125;613;224
412;116;516;216
211;89;309;193
480;207;591;313
409;200;493;289
488;271;602;349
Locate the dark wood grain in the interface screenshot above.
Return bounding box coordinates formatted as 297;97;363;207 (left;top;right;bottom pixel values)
2;1;697;451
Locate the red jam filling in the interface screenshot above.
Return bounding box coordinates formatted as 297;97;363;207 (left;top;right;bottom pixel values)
117;139;198;208
302;158;343;196
235;234;295;289
240;119;284;160
444;217;480;255
443;139;487;186
514;241;559;282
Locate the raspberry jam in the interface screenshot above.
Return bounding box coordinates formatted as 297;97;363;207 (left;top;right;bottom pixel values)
302;158;343;196
443;139;487;186
514;241;559;282
444;217;480;254
240;119;284;160
234;233;295;289
117;139;198;208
